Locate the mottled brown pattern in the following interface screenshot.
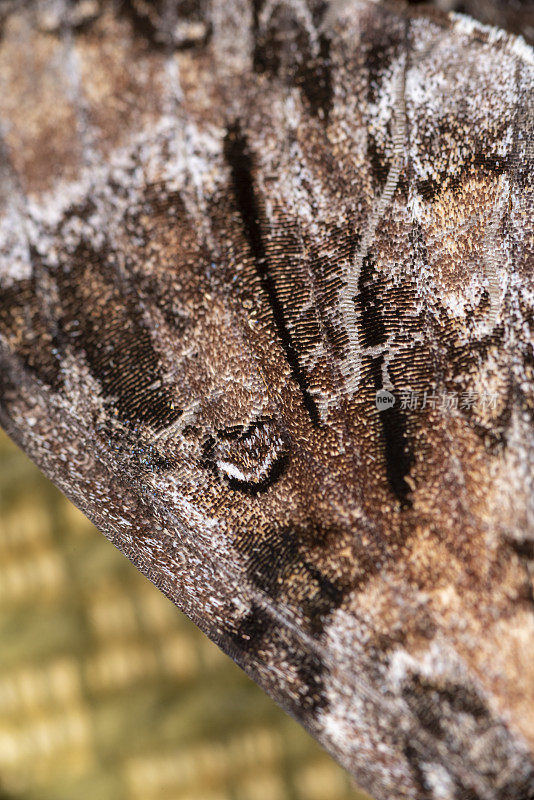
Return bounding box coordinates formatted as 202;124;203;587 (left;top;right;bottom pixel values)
0;2;533;800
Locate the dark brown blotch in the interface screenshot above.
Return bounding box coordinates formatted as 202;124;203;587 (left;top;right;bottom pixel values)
118;0;212;50
238;521;357;637
252;1;333;121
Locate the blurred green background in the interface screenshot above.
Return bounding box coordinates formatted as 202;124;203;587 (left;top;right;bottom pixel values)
0;430;369;800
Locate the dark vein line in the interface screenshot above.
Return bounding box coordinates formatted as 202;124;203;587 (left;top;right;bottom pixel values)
224;122;320;427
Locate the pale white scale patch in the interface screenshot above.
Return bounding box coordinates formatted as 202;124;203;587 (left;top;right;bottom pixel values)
420;763;457;800
0;198;32;287
387;639;493;717
216;451;277;483
0;139;34;287
315;607;420;795
139;470;238;564
452;12;534;67
211;0;254;74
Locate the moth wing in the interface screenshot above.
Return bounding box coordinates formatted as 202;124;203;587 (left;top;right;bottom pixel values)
0;3;533;799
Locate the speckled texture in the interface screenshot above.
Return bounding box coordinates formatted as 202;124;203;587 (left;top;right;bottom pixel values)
0;3;533;799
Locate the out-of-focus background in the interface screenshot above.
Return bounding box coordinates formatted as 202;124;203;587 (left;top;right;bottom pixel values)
0;430;370;800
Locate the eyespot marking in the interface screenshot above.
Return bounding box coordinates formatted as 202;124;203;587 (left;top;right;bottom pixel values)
201;416;290;494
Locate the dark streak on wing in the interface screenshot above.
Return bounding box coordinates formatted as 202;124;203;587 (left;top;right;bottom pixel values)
358;253;387;347
118;0;163;47
224;123;321;427
367;133;391;192
511;540;534;562
231;604;331;716
358;254;413;505
371;357;413;506
508;539;534;607
365;25;398;107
